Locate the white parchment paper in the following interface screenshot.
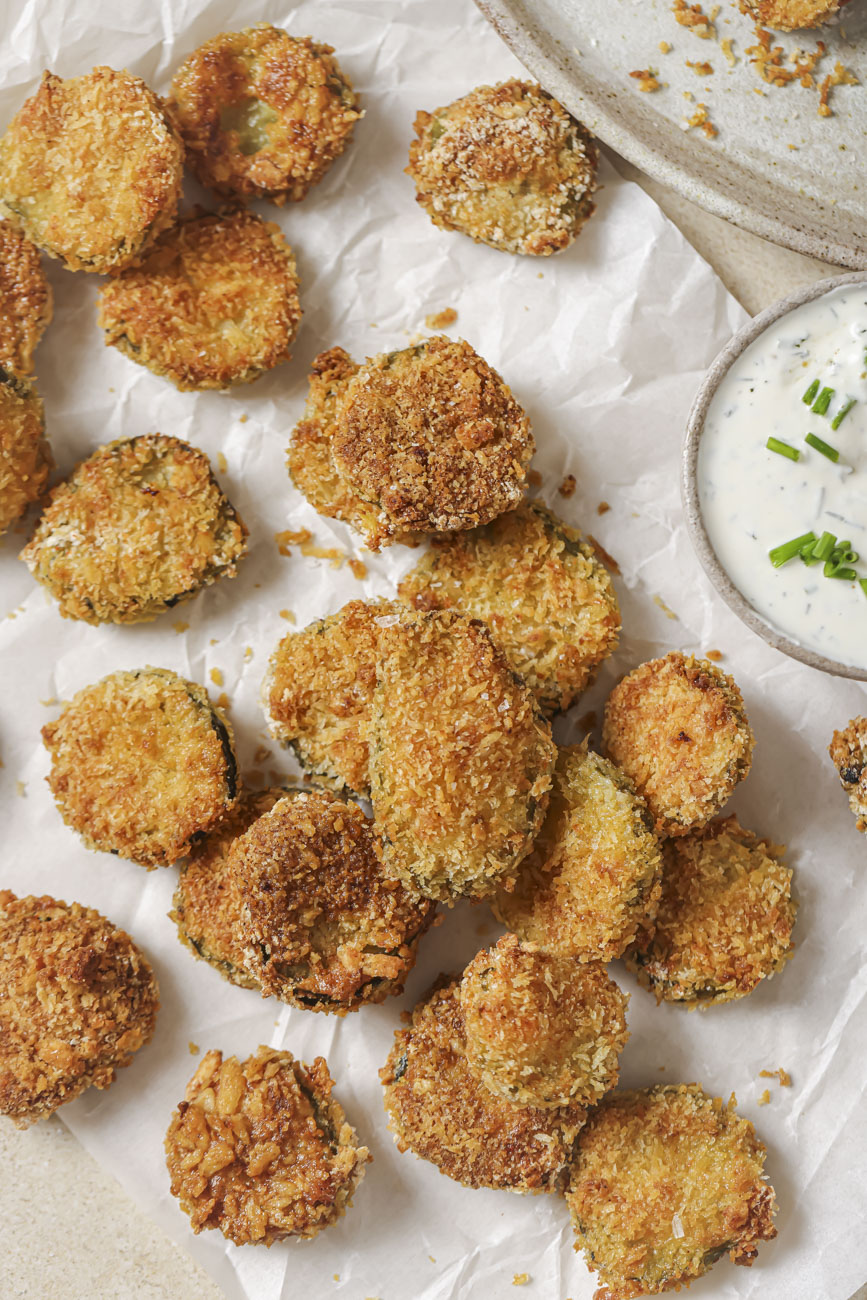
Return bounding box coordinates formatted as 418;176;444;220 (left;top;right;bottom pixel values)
0;3;864;1298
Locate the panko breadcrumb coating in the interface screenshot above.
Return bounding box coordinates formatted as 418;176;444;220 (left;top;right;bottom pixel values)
0;891;158;1128
169;25;361;204
381;979;586;1192
42;667;239;868
370;609;555;902
0;369;50;535
407;80;597;256
494;745;662;963
20;434;247;624
828;716;867;833
603;653;754;838
97;208;301;392
0;221;52;374
740;0;847;28
398;503;620;715
461;935;629;1109
165;1046;369;1245
625;817;796;1007
566;1085;777;1299
0;67;183;274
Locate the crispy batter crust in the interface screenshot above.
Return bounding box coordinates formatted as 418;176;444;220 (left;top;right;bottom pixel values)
0;68;183;273
407;80;598;256
370;609;555;902
566;1085;777;1299
602;653;754;837
98;208;301;391
165;1046;370;1245
0;891;158;1128
42;667;240;868
740;0;845;28
0;369;50;535
20;434;247;624
169;25;361;204
494;745;662;962
828;715;867;832
399;502;620;714
0;221;52;374
461;935;629;1109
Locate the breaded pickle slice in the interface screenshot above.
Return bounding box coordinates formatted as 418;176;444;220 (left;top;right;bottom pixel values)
399;502;620;714
233;790;435;1011
0;369;51;535
742;0;846;28
566;1085;778;1298
21;434;247;624
407;80;598;256
0;891;158;1128
165;1046;370;1245
98;208;301;391
0;221;52;374
169;25;361;204
0;68;183;274
625;816;796;1007
828;715;867;833
494;745;662;962
461;934;628;1109
42;667;240;868
381;979;586;1192
370;609;555;902
603;652;754;837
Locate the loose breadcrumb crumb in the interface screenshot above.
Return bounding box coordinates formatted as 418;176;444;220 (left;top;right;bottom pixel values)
630;69;662;92
217;452;228;473
349;558;368;580
721;38;737;65
760;1067;792;1086
173;621;190;634
673;0;717;38
209;668;224;687
425;307;458;330
513;1276;530;1287
819;61;859;115
558;473;577;497
597;501;610;515
300;541;346;567
279;609;296;623
275;528;313;556
706;648;723;660
757;1089;771;1105
216;692;230;710
653;594;679;620
685;103;719;137
660;40;673;52
188;1041;199;1055
687;60;715;73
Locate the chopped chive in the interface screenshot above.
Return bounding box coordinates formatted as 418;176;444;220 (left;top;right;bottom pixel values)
826;565;857;580
831;397;857;430
799;539;820;565
805;432;840;461
860;578;867;598
812;386;835;415
802;378;820;405
769;531;816;567
766;436;800;461
813;531;837;562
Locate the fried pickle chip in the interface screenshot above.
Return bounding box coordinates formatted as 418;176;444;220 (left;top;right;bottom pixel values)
566;1085;778;1299
0;68;183;274
381;979;586;1192
0;369;50;535
0;891;158;1128
602;653;754;838
165;1046;369;1245
494;745;662;962
0;221;52;374
828;715;867;833
232;790;434;1011
398;503;620;714
461;935;628;1109
407;80;598;256
21;434;247;624
97;208;301;392
169;25;361;204
370;609;555;902
43;667;239;867
740;0;847;28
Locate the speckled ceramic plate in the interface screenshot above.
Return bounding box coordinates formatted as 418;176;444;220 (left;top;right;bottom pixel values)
476;0;867;268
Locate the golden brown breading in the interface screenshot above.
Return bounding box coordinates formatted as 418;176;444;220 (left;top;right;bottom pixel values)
602;653;754;837
168;25;361;204
461;935;629;1109
97;208;301;391
20;434;247;624
407;80;598;256
0;221;52;374
370;609;555;902
494;745;662;962
0;891;158;1128
740;0;846;28
381;978;586;1192
0;369;50;535
165;1046;369;1245
231;790;434;1011
42;667;240;868
624;817;796;1007
566;1085;778;1299
828;715;867;832
0;68;183;274
398;503;620;714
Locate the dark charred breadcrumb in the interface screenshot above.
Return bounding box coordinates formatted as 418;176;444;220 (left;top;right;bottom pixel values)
0;368;50;535
42;667;240;868
828;716;867;832
566;1085;778;1299
0;221;52;374
0;891;158;1128
0;67;183;274
740;0;847;28
398;502;620;714
603;653;754;838
407;80;598;256
381;979;586;1192
165;1046;369;1245
20;434;247;624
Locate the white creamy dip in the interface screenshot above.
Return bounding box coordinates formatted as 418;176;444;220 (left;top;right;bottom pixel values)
698;284;867;669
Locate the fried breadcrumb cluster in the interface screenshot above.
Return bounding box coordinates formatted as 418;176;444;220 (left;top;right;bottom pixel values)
828;715;867;832
740;0;847;28
0;369;50;535
0;220;52;376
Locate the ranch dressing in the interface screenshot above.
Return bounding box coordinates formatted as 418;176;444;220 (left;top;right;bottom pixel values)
698;284;867;670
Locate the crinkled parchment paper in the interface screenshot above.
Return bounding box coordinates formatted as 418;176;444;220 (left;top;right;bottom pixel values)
0;2;864;1298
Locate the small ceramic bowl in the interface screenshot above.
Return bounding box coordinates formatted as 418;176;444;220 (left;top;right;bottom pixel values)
682;271;867;682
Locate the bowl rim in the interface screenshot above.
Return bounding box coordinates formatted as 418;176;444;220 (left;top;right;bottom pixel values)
682;270;867;682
